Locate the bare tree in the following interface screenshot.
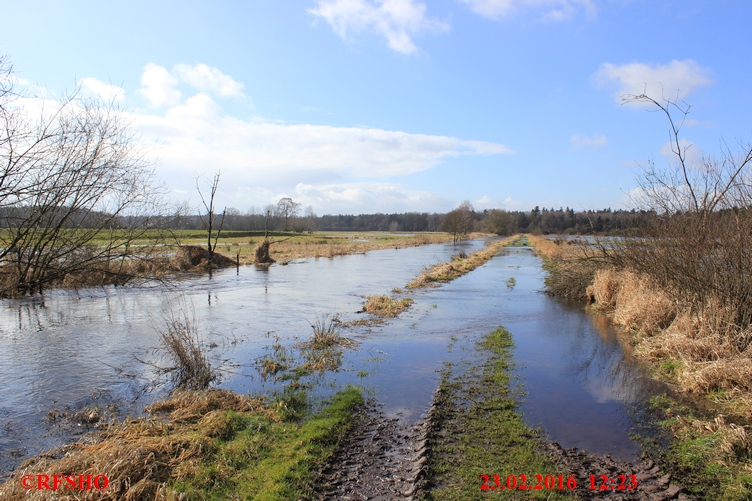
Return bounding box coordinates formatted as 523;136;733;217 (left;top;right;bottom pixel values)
275;197;301;231
196;172;226;265
443;201;475;244
0;63;167;296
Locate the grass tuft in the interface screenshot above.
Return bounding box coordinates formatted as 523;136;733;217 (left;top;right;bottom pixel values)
362;294;414;318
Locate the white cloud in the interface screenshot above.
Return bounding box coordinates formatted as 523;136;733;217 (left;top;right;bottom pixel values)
292;181;451;213
135;109;512;181
131;91;511;212
173;63;245;98
138;63;249;110
36;62;512;214
571;133;606;149
139;63;181;107
309;0;450;54
593;59;714;104
78;78;125;102
458;0;596;21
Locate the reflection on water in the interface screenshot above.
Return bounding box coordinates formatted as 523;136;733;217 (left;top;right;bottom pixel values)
0;241;662;477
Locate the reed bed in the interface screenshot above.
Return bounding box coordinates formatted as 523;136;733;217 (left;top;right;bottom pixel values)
527;234;599;301
588;268;752;402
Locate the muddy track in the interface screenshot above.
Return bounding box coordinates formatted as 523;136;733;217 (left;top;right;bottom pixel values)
314;402;431;501
542;442;694;501
314;398;695;501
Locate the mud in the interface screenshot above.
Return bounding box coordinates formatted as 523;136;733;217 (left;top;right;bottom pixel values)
543;442;694;500
313;402;429;501
314;401;695;501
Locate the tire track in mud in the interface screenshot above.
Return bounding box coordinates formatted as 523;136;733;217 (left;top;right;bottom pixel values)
314;401;433;501
314;397;695;501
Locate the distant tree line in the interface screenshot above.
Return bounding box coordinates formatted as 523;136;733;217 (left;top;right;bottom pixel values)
163;201;653;236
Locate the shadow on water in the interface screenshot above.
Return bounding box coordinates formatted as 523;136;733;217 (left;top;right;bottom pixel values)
0;240;665;477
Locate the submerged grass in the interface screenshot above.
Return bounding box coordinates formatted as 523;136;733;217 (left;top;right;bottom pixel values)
419;327;575;500
0;387;363;500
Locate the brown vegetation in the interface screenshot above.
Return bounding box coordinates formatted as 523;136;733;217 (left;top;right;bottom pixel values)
171;245;236;270
0;389;269;501
362;295;414;317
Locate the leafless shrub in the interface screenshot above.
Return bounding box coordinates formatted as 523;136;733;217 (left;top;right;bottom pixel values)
0;58;169;296
602;93;752;350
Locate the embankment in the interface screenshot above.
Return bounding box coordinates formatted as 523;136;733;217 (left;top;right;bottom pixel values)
528;234;752;500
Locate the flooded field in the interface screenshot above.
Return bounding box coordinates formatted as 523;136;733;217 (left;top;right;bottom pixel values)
0;240;663;478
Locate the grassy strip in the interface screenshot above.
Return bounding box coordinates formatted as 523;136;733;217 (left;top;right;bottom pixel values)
0;387;363;500
419;327;575;500
168;386;363;501
406;235;518;289
180;231;455;265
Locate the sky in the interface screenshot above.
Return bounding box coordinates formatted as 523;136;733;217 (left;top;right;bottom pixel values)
2;0;751;216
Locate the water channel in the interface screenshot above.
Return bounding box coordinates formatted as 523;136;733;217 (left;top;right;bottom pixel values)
0;240;663;478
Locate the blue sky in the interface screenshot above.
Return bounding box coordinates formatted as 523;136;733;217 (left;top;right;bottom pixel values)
3;1;750;215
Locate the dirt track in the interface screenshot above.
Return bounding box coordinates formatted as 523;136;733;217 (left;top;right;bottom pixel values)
314;399;694;501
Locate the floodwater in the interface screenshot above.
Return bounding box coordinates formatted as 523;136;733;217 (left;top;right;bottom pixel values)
0;241;662;478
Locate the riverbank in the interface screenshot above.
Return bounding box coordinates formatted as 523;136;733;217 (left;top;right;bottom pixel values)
0;387;364;500
527;234;752;500
178;230;460;265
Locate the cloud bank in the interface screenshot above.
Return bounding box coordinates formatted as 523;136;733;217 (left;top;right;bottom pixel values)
127;63;512;213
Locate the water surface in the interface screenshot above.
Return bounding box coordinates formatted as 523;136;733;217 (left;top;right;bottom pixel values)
0;241;661;477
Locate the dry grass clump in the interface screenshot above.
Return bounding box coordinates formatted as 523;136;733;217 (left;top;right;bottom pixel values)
171;245;236;270
588;269;677;333
362;294;414;317
306;315;355;348
0;389;271;501
155;309;216;391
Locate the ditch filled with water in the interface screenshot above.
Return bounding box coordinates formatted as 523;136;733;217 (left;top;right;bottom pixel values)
0;240;664;478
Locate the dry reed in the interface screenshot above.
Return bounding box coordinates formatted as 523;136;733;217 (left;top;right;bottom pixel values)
588;268;752;409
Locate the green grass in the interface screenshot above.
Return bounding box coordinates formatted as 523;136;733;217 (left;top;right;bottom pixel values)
643;394;752;500
167;386;364;500
420;327;575;500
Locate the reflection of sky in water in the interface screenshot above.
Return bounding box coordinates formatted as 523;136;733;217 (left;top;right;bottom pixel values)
0;241;663;477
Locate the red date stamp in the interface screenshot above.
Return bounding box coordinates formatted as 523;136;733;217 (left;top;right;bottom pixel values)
480;473;638;492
